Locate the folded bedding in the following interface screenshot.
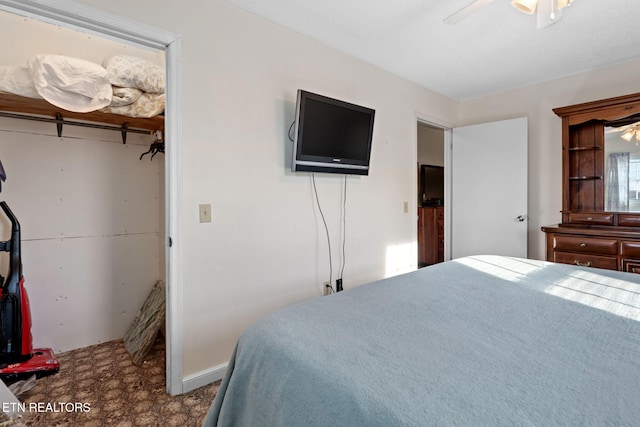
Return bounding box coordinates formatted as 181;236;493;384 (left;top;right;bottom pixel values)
0;66;41;99
102;55;165;94
109;87;143;107
101;92;165;118
0;54;165;118
28;54;113;113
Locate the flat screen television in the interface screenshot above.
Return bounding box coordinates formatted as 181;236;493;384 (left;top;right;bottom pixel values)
420;164;444;206
292;90;375;175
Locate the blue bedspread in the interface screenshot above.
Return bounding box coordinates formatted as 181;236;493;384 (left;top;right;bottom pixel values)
203;256;640;426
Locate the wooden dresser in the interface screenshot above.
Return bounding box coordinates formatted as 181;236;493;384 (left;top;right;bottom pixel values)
418;206;444;267
542;225;640;273
542;92;640;272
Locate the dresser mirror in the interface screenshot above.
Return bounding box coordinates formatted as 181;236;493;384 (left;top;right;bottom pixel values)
604;116;640;212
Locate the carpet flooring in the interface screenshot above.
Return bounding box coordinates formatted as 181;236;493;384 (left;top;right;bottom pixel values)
14;337;220;427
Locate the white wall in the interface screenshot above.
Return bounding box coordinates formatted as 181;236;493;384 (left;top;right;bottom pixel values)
0;11;162;65
0;12;165;352
0;119;163;353
417;123;444;166
70;0;458;377
458;58;640;260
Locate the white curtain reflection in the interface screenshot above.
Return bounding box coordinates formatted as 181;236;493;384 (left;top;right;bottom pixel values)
606;152;629;211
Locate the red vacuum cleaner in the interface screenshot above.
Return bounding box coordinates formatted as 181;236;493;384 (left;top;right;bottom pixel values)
0;201;59;384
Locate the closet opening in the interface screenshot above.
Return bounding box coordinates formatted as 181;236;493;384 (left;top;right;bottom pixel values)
0;9;169;392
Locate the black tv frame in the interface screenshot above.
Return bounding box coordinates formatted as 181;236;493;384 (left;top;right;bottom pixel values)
292;90;375;176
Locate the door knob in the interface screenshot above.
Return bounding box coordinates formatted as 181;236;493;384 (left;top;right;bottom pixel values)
515;215;528;222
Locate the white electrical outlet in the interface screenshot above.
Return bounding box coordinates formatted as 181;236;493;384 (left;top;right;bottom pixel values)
199;204;211;223
403;201;409;213
323;281;332;296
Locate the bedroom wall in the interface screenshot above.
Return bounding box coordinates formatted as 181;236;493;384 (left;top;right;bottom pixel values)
0;12;162;66
418;123;444;166
0;12;165;352
69;0;458;379
457;58;640;261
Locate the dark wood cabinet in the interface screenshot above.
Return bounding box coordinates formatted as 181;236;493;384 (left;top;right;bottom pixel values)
542;225;640;271
418;206;444;267
542;92;640;272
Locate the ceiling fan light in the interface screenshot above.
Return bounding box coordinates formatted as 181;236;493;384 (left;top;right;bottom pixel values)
512;0;538;14
558;0;576;9
621;129;635;142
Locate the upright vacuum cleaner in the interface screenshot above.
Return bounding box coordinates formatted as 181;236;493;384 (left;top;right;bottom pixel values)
0;167;59;384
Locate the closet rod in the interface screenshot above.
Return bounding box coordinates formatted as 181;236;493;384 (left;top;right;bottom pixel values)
0;111;152;144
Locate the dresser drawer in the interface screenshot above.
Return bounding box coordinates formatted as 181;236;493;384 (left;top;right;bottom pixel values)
620;241;640;258
567;213;614;225
618;215;640;227
622;259;640;274
553;235;618;255
554;252;618;270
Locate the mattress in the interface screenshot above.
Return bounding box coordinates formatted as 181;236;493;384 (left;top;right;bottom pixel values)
204;255;640;426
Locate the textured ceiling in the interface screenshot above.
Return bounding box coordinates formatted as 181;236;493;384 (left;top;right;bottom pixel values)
223;0;640;101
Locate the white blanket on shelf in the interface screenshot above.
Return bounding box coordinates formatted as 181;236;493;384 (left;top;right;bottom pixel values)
0;66;41;99
28;54;113;113
0;54;165;118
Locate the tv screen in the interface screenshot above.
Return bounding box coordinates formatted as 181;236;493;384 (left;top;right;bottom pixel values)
421;164;444;205
292;90;375;175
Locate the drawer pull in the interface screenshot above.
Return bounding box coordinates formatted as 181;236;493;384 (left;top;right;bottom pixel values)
580;243;587;247
574;260;592;267
587;217;593;221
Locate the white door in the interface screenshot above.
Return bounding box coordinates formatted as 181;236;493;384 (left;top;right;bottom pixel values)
450;117;528;259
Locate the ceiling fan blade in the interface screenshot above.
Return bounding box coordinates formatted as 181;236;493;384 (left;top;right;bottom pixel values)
444;0;495;25
605;127;625;134
536;0;563;29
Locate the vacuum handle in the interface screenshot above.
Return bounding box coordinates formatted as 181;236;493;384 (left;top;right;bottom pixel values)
0;202;21;293
0;202;17;226
0;201;20;249
0;159;5;193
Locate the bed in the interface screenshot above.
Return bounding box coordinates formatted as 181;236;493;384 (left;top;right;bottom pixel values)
203;255;640;426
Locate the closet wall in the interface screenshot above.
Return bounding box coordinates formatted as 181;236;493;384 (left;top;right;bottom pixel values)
0;12;165;353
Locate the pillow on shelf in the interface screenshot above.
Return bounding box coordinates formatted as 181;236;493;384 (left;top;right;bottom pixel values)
28;54;112;113
102;55;165;94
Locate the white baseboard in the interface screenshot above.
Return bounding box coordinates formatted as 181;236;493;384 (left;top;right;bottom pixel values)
182;363;228;394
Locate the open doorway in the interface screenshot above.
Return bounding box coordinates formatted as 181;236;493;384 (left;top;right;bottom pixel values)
417;122;445;268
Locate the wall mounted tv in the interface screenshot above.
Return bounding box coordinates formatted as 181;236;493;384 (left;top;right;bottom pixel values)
420;164;444;206
292;90;375;175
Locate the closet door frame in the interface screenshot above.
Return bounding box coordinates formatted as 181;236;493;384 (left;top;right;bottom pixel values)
0;0;184;396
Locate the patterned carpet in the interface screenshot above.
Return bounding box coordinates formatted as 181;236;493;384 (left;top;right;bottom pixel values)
14;337;220;427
